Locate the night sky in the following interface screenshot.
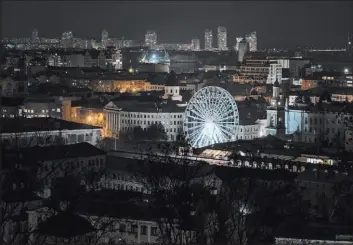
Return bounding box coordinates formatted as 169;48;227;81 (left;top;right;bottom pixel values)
2;1;352;48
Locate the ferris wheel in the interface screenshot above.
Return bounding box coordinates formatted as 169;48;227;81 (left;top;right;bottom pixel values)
183;86;239;148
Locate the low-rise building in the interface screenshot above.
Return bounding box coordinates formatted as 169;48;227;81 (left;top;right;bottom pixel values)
0;74;29;97
1;97;25;118
232;59;282;85
285;102;353;146
21;95;71;120
1;117;102;148
104;97;185;141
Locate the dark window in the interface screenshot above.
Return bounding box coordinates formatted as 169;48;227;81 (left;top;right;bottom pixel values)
141;225;147;235
151;227;158;236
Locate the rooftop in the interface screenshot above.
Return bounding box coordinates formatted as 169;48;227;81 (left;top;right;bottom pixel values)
1;97;25;107
276;222;353;241
1;117;101;134
108;96;185;113
4;142;106;165
288;101;353;114
237;100;267;125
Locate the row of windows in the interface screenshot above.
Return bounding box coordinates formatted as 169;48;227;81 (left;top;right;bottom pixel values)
239;127;258;132
39;158;104;173
120;113;182;119
122;126;182;133
24;108;61;113
122;119;182;126
304;126;343;135
304;117;349;125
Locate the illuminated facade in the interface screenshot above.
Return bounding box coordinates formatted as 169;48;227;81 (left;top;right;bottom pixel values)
238;38;248;62
138;49;170;65
111;50;123;70
204;29;213;50
191;39;200;51
234;37;243;51
31;29;40;45
101;29;109;49
245;31;257;52
113;80;151;93
145;30;157;48
61;31;74;49
232;59;281;84
104;100;185;141
217;26;227;50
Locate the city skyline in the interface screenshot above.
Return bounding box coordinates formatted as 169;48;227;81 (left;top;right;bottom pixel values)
2;1;352;48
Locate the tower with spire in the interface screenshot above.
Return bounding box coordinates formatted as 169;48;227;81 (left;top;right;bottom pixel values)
163;70;182;101
265;80;286;138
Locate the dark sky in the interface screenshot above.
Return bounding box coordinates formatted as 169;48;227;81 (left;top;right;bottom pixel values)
1;1;352;48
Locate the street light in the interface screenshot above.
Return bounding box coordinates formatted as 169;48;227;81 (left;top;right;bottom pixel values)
344;68;349;74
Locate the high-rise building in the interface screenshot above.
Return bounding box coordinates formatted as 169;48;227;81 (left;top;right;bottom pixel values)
245;31;257;52
145;30;157;48
234;37;243;51
101;29;109;49
205;29;213;50
31;29;40;44
111;50;123;70
217;26;227;50
191;39;200;51
61;31;74;49
238;38;249;62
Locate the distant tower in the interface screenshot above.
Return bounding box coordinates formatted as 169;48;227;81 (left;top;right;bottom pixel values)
238;38;249;62
234;37;243;51
31;29;40;44
145;30;157;49
204;29;213;50
191;39;200;51
266;80;285;138
101;29;109;49
245;31;257;52
61;31;74;49
217;26;227;50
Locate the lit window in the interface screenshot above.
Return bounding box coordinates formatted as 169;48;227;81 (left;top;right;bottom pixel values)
42;110;45;113
31;110;34;113
57;108;61;112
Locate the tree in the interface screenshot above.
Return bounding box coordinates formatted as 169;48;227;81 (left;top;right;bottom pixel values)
146;123;167;141
133;142;311;245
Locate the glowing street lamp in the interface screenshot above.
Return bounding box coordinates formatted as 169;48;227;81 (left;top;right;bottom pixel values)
344;68;349;74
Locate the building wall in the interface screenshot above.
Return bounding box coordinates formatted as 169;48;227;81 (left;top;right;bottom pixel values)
236;124;261;140
105;109;184;141
1;128;102;148
285;109;349;144
0;77;28;97
113;80;151;93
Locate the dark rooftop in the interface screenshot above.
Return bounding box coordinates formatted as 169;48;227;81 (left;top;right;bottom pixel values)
108;95;185;113
1;117;101;134
4;142;106;165
71;98;107;109
276;223;353;241
1;97;25;107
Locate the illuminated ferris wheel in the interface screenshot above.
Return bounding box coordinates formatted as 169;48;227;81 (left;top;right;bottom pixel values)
183;86;239;148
